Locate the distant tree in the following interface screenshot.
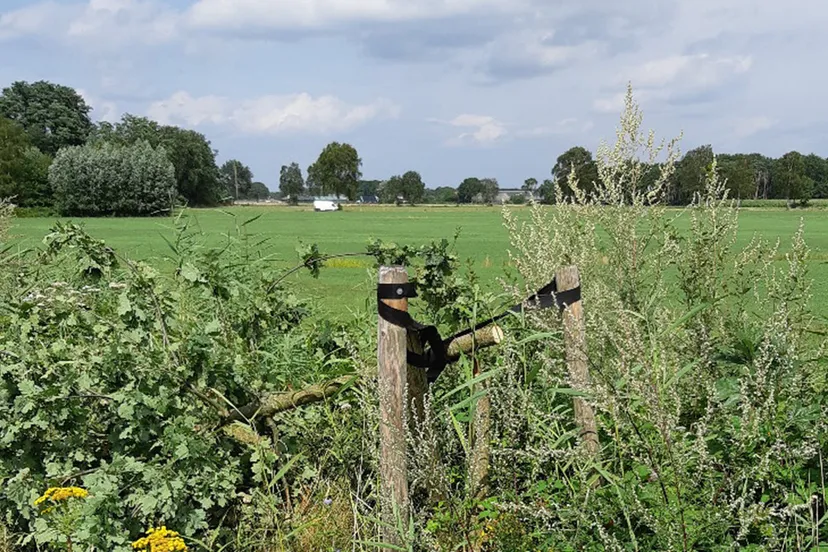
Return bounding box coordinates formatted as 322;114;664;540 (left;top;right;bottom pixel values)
358;180;382;198
430;186;458;204
380;176;403;204
400;171;426;205
279;162;305;205
220;160;254;200
718;154;755;200
91;114;222;206
522;177;538;195
457;177;482;203
0;117;52;207
672;145;714;205
0;81;93;156
249;182;270;201
538;178;555;204
552;147;599;198
50;141;175;216
306;171;322;197
480;177;499;204
307;142;362;201
803;153;828;199
773;151;812;206
379;171;426;205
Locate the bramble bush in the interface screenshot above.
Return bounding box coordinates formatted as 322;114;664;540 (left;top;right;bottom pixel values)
1;86;827;551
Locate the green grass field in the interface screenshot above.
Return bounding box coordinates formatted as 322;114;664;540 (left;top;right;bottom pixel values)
7;204;828;316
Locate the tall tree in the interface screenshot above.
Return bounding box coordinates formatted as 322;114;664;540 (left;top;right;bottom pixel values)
803;154;828;199
480;177;499;204
248;182;270;201
457;177;482;203
220;160;254;200
538;178;556;204
90;114;222;207
552;147;599;198
380;171;426;205
400;170;426;205
672;144;714;205
718;154;756;200
773;151;812;206
0;81;93;156
306;142;362;201
380;175;404;204
522;177;538;195
279;162;305;205
0;117;52;207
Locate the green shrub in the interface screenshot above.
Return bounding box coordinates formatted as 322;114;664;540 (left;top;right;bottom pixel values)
0;218;373;551
49;141;175;217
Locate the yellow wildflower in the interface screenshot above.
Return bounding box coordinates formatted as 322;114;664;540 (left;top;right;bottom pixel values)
132;526;188;552
34;486;89;508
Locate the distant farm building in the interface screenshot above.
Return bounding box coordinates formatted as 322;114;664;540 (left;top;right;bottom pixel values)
495;188;536;203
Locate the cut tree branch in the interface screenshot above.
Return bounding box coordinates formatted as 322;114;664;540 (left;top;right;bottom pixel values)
222;324;505;424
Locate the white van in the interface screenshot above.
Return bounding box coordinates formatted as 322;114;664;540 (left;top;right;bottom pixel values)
313;200;339;212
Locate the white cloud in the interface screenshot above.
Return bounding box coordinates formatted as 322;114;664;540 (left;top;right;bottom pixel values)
0;0;179;45
186;0;525;30
0;2;68;40
67;0;179;45
432;114;508;146
482;31;602;79
594;54;752;112
77;88;119;122
147;91;400;135
431;114;596;146
625;54;752;89
517;118;595;137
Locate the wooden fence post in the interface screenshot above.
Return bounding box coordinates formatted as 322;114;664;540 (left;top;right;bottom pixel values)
377;266;410;543
469;358;491;501
556;265;600;457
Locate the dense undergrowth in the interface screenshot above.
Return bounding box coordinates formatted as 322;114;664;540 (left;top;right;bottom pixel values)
1;89;827;551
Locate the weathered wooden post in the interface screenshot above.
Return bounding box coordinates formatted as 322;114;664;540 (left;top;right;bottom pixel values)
377;266;410;543
469;358;492;500
556;265;600;456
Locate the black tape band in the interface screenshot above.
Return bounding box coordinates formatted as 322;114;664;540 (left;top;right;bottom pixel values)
377;277;581;383
376;282;418;299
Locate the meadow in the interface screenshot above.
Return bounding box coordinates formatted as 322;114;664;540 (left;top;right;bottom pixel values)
8;203;828;315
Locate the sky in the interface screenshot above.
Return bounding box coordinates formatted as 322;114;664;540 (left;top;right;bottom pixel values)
1;0;826;190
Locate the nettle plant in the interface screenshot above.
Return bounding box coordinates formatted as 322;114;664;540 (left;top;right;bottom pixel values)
482;85;828;550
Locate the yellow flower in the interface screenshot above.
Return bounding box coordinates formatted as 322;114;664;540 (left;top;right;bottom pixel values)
34;486;89;509
132;526;188;552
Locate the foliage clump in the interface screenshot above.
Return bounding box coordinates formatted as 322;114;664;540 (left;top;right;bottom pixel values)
49;141;176;216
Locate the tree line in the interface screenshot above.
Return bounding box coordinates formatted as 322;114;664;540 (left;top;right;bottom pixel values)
530;145;828;207
2;79;826;217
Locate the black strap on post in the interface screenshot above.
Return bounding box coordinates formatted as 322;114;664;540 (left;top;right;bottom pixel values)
377;278;581;383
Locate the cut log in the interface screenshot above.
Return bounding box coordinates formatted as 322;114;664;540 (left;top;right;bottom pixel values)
445;325;504;361
222;324;505;425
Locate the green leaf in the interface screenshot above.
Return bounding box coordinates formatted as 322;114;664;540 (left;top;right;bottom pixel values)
117;293;132;316
180;263;203;283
